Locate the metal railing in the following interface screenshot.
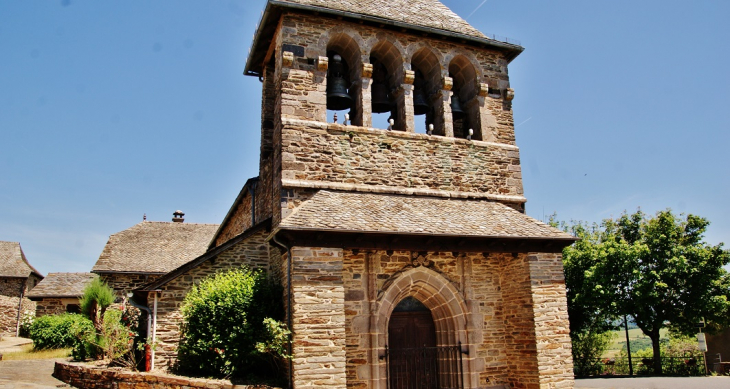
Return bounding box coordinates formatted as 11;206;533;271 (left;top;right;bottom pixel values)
575;356;706;377
387;345;463;389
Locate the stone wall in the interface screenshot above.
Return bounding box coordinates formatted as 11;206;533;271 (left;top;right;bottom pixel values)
334;249;573;389
150;228;271;369
99;273;161;297
0;295;35;335
0;277;25;297
53;362;279;389
289;247;347;389
215;191;254;247
279;120;523;200
35;297;80;317
526;253;574;388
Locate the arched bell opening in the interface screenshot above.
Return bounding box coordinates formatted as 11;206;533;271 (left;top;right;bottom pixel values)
369;40;404;131
411;47;442;135
326;33;362;125
448;55;481;140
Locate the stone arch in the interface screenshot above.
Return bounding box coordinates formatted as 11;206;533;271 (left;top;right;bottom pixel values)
448;54;482;140
368;266;478;388
369;38;406;130
322;30;363;124
411;46;446;135
377;267;468;348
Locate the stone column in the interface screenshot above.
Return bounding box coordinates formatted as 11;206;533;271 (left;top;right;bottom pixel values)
392;85;414;132
290;247;347;389
359;63;373;128
433;89;454;137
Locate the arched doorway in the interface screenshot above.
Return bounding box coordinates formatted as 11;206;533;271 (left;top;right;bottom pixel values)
388;296;463;389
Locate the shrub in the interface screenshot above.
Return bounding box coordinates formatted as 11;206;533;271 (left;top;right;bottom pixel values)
28;313;94;353
18;309;35;337
176;267;287;380
95;308;136;364
572;330;616;376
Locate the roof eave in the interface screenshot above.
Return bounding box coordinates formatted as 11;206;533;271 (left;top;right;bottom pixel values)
244;0;524;77
272;226;577;254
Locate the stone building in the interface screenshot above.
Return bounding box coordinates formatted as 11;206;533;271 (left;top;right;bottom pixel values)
136;1;578;388
0;241;43;335
91;212;219;295
26;272;97;316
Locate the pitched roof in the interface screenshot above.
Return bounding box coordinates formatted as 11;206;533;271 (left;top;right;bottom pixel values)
139;219;272;292
279;190;574;240
245;0;524;76
278;0;486;39
0;241;43;278
26;272;97;299
92;221;219;274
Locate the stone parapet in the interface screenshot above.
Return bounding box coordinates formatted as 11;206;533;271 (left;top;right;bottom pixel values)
53;362;280;389
279;119;524;203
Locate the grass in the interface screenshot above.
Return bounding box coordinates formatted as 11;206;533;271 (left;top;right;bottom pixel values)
603;328;669;358
2;344;71;360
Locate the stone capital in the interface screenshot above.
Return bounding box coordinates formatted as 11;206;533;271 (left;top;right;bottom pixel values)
282;51;294;68
362;63;373;78
317;56;329;72
443;76;453;91
505;88;515;101
477;82;489;97
403;70;415;85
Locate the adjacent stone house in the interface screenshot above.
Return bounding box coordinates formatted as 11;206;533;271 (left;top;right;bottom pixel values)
136;1;578;388
26;272;97;316
0;241;43;335
91;213;219;296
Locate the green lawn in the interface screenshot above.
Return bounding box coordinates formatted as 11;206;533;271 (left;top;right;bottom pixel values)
603;328;669;358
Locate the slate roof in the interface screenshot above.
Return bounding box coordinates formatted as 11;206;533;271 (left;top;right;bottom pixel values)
0;241;43;278
276;0;486;39
26;272;97;299
279;190;574;240
92;222;219;274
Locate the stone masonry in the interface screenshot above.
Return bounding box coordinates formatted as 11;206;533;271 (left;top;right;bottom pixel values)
131;2;577;389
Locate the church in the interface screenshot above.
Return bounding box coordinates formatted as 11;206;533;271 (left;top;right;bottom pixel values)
135;1;577;388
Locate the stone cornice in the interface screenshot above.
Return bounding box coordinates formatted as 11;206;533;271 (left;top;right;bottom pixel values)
281;178;527;203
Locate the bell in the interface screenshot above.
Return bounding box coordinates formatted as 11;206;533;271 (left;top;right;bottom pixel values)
413;89;429;116
327;54;354;111
371;83;391;113
450;94;465;120
370;59;391;113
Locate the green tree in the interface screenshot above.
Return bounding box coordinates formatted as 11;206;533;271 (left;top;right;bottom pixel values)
79;277;115;334
563;209;730;374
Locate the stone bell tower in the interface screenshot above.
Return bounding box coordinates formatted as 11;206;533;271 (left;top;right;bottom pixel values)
244;1;577;388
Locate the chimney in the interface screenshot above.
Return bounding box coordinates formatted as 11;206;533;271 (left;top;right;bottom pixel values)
172;210;185;223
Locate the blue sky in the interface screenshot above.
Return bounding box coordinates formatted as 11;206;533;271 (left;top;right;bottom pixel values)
1;0;728;275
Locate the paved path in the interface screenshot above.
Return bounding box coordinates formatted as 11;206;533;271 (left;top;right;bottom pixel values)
576;376;730;389
0;337;32;354
0;337;68;388
0;359;68;388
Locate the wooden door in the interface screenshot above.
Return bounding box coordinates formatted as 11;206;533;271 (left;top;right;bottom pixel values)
388;300;438;389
